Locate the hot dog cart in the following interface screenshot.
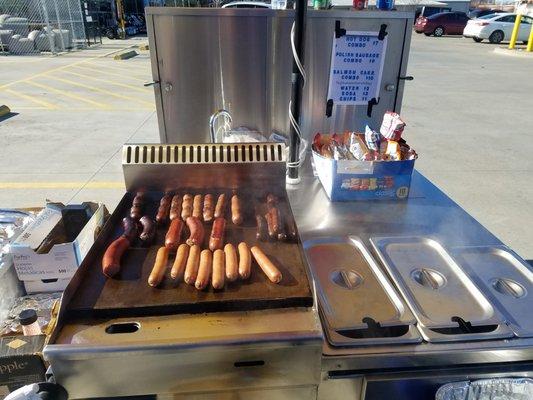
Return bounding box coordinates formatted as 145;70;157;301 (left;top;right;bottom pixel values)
42;7;533;400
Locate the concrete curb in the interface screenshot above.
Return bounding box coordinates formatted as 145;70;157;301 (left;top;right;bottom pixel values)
0;105;11;117
139;43;149;51
113;50;138;60
493;47;533;58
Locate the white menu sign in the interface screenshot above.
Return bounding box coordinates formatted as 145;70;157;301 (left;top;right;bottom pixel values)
327;31;387;106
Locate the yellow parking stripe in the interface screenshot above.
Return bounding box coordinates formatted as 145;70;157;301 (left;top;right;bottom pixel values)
0;182;124;189
71;64;148;83
44;75;155;107
84;61;150;78
60;70;152;93
3;88;58;109
24;80;110;109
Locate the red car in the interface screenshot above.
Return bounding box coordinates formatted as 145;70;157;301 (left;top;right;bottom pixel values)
415;11;470;36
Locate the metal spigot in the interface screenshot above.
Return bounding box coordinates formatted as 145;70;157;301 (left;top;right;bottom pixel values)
209;109;232;143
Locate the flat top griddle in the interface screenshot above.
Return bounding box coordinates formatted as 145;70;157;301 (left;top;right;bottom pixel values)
66;190;313;319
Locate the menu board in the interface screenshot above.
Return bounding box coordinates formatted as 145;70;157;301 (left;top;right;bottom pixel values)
327;31;387;106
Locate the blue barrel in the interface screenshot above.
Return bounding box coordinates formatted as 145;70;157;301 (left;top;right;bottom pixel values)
376;0;394;10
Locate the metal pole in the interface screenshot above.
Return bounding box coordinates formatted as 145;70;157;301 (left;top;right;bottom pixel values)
287;0;307;181
508;14;522;50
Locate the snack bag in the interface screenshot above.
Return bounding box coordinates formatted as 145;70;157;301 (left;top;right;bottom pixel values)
364;125;381;151
380;111;406;141
349;132;370;160
385;141;402;161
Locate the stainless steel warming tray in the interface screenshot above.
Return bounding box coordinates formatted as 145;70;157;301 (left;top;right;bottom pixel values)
304;236;420;346
370;236;513;342
452;245;533;338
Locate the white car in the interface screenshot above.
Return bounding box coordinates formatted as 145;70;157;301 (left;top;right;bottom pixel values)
463;13;533;44
222;1;271;7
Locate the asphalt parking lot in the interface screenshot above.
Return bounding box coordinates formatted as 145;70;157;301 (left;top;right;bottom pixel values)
0;33;532;259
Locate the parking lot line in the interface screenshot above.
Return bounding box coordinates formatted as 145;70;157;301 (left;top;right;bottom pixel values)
83;61;150;78
0;182;124;189
44;75;155;107
3;88;58;109
61;70;152;93
71;64;148;83
24;80;111;109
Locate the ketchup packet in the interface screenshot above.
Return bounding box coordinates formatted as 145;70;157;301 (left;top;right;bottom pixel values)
380;111;406;141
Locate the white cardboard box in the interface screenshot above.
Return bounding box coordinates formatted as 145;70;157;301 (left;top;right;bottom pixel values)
11;203;106;282
23;278;71;294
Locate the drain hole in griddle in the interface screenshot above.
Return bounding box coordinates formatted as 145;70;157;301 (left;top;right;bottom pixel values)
430;316;498;335
105;322;140;334
337;318;410;339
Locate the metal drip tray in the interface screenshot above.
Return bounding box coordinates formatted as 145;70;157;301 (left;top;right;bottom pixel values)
370;237;513;342
304;237;420;346
452;245;533;338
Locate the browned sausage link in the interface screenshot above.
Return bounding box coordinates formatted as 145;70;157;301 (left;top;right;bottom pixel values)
214;194;226;219
139;216;156;245
255;214;267;241
208;217;226;251
231;195;243;225
265;207;280;239
132;192;145;206
276;210;287;241
165;219;184;251
266;193;278;208
102;236;130;278
122;217;138;242
286;217;298;242
203;194;214;222
130;192;145;220
186;216;204;246
192;194;203;219
181;194;193;220
156;194;172;224
170;194;182;221
148;246;169;287
250;245;283;284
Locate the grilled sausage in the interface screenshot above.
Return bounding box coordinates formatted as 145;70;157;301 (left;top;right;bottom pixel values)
203;194;214;222
102;236;130;278
195;249;212;290
238;242;251;280
208;217;226;251
224;243;238;282
170;194;182;221
184;245;201;285
250;245;282;283
286;217;298;242
148;246;169;287
139;216;156;245
130;192;145;220
212;249;225;289
181;194;193;220
192;194;203;219
165;218;184;251
214;194;226;219
266;193;277;208
186;216;204;246
156;194;172;224
121;217;138;242
276;212;287;242
265;207;280;239
255;215;267;241
171;243;189;280
231;195;243;225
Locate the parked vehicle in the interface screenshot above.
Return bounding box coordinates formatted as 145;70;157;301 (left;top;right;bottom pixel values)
415;6;451;21
221;1;271;7
463;13;533;43
415;12;470;37
468;9;503;19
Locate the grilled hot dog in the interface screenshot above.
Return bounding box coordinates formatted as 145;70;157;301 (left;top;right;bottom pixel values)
208;217;226;251
102;236;130;278
165;218;184;251
156;194;172;224
250;245;282;283
231;195;243;225
170;194;182;221
203;194;214;222
186;216;204;246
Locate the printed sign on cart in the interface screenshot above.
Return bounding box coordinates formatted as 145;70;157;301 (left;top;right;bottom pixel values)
327;31;387;106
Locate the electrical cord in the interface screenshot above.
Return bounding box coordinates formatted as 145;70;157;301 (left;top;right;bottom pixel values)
287;22;307;170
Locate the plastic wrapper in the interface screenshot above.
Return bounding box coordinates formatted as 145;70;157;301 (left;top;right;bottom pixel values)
380;111;405;141
385;141;402;161
364;125;381;151
436;378;532;400
0;292;61;336
349;133;370;160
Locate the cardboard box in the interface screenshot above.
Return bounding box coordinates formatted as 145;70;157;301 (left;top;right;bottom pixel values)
0;335;46;392
312;150;415;201
23;278;70;294
11;203;106;282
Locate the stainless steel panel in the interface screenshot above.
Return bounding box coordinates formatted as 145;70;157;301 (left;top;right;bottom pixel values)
452;246;533;338
159;385;318;400
370;236;513;342
300;13;413;137
121;143;286;191
304;236;420;346
146;8;413;144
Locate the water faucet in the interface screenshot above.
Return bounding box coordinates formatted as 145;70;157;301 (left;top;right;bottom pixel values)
209;109;232;143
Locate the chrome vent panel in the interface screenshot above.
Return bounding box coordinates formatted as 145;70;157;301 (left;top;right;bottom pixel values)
123;143;286;165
